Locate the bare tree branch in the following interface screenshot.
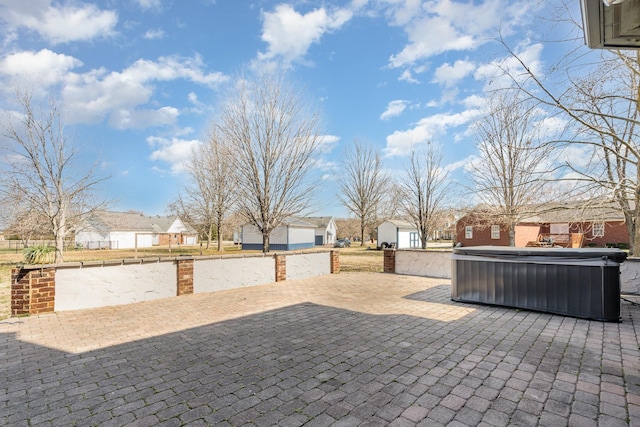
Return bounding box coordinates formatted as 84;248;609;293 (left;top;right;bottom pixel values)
338;141;390;246
398;145;449;249
0;89;111;262
214;69;322;252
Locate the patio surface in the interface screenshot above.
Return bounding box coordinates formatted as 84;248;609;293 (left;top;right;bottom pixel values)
0;272;639;426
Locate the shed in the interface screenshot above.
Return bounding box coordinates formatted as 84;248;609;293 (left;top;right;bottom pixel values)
241;218;316;251
377;220;420;249
301;216;337;246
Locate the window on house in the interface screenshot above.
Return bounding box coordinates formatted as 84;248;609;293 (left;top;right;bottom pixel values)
551;223;569;234
410;232;419;248
491;225;500;239
465;226;473;239
593;222;604;237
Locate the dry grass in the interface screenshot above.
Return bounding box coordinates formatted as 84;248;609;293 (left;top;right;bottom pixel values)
336;245;384;272
0;244;384;320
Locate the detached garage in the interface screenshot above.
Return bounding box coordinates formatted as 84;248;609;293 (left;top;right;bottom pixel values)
242;218;316;251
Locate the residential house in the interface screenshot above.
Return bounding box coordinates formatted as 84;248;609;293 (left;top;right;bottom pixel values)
377;219;421;249
241;217;316;251
455;212;511;247
456;202;629;248
75;211;198;249
301;216;337;246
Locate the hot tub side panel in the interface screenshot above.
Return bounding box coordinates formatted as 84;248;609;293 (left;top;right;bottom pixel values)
451;255;620;322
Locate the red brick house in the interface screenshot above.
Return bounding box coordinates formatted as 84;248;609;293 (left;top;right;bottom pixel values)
456;202;629;248
455;212;511;247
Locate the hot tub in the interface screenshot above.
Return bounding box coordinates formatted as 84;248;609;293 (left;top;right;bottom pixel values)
451;246;627;322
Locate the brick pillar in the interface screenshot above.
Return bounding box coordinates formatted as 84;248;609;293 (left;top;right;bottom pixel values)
176;258;194;296
11;267;56;316
11;268;29;316
383;249;396;273
330;250;340;274
275;254;286;282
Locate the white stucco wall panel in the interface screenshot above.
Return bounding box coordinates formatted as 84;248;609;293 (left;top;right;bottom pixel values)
287;252;331;281
55;261;177;311
395;250;452;279
621;258;640;295
194;256;275;293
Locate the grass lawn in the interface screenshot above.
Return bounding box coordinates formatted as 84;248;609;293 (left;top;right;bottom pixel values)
0;244;385;320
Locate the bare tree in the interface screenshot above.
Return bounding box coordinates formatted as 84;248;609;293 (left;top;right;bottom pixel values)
467;89;556;246
334;218;360;240
0;89;109;262
499;8;640;252
338;141;390;246
399;145;449;249
214;70;322;252
0;193;51;245
173;128;237;252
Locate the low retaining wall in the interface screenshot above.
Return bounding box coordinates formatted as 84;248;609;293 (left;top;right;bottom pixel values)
11;250;339;316
384;249;452;279
384;249;640;295
621;257;640;295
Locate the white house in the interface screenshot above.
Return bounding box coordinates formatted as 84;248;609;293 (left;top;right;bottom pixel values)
75;211;198;249
241;217;316;251
301;216;337;246
377;219;420;249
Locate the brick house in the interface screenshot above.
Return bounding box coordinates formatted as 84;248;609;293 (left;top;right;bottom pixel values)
456;202;629;248
455;212;511;247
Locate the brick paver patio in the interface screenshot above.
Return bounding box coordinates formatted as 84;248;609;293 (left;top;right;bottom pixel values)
1;272;639;426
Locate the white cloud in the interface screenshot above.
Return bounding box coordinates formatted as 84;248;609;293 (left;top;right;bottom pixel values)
384;109;483;157
0;49;81;86
433;59;475;87
398;69;419;84
110;106;179;130
389;15;476;68
258;4;353;65
443;155;475;174
147;136;201;174
124;55;226;87
474;43;544;91
461;95;487;109
143;28;165;40
0;0;117;44
380;100;408;120
386;0;534;68
318;134;340;153
61;55;227;128
135;0;162;11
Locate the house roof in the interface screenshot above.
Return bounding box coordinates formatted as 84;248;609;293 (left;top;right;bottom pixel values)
242;217;320;229
459;201;627;226
520;202;626;224
381;219;416;230
301;216;334;228
82;211;197;234
282;217;317;228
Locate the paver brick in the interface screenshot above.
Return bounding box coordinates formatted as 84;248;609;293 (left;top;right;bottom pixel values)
0;272;638;426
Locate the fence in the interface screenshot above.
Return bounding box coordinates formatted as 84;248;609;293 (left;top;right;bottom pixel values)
0;240;76;254
11;250;340;316
79;241;118;250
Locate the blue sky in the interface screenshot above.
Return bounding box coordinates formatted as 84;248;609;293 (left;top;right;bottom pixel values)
0;0;584;218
